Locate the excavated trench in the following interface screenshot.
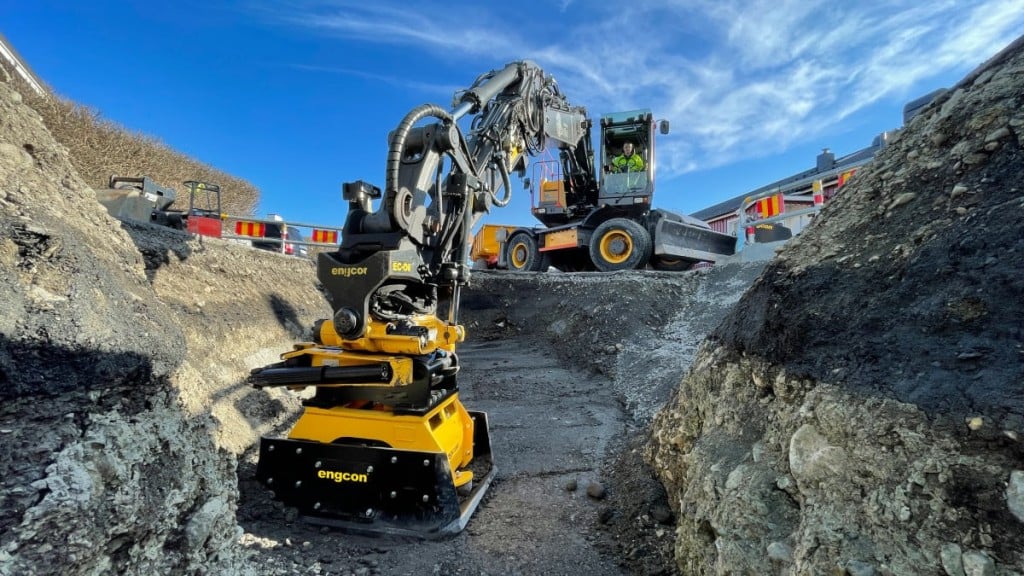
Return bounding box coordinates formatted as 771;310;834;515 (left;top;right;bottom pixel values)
230;264;769;575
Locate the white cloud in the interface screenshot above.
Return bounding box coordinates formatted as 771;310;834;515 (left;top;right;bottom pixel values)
275;0;1024;175
282;1;520;56
288;63;461;97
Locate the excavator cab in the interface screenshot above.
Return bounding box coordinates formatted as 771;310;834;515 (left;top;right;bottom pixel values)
598;109;663;212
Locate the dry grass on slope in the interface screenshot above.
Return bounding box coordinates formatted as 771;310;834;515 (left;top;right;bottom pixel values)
0;60;259;216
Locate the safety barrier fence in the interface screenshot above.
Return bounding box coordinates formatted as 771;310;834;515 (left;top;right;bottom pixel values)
190;213;343;257
734;189;824;251
732;169;855;251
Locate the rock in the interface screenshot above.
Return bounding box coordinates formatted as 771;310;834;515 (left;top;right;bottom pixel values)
0;238;18;268
565;478;578;492
961;551;995;576
651;504;673;525
940;543;965;576
984;126;1010;143
284;507;299;523
751;441;764;463
788;424;847;486
846;560;876;576
767;541;792;563
725;465;746;490
586;482;606;500
887;192;917;212
0;141;33;169
1008;470;1024;524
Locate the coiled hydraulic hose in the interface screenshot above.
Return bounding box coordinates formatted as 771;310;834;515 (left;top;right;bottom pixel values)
386;104;452;203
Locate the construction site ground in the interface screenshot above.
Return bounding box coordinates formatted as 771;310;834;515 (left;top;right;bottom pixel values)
234;265;768;576
2;34;1023;576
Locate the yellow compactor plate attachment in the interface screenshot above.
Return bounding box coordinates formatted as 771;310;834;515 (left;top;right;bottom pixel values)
256;409;495;539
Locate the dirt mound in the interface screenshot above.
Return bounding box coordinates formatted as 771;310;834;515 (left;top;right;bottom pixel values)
648;36;1024;575
0;70;328;574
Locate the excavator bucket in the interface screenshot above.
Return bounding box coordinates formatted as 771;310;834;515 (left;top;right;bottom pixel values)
653;212;737;264
255;406;495;539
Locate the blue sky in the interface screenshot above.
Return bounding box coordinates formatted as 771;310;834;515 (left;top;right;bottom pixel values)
5;1;1024;231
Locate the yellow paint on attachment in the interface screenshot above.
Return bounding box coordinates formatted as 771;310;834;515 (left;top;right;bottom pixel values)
316;316;463;355
288;393;477;488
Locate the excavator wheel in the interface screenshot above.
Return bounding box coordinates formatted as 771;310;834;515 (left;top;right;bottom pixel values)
505;231;549;272
589;218;651;271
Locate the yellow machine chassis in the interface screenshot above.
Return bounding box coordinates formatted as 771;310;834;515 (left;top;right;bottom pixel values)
289;392;477;488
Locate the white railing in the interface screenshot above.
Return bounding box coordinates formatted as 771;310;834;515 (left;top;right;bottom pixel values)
0;32;47;98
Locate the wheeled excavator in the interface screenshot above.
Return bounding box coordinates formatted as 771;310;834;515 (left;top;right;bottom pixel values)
248;61;589;538
498;110;737;272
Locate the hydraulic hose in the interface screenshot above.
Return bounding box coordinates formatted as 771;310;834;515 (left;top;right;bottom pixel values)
386;104;452;200
492;155;512;208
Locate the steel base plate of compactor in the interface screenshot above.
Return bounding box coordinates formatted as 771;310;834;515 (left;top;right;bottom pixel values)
256;410;494;539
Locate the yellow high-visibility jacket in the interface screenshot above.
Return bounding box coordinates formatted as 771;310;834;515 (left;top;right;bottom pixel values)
611;153;644;173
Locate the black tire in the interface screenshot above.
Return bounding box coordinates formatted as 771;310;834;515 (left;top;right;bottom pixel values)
589;218;651;272
505;231;548;272
651;255;692;271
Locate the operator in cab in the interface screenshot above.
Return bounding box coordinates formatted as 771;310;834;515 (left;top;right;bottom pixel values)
611;141;644;173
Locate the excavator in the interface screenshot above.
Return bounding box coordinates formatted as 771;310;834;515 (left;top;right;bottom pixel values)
248;60;589;537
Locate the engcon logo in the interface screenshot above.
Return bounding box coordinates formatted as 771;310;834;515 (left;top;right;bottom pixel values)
330;267;368;277
317;469;369;483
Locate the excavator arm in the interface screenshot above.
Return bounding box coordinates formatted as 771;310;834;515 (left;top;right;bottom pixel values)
324;60;588;341
249;61;587;538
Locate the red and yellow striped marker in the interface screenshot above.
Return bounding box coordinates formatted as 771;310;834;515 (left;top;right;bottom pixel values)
756;193;784;218
235;221;266;237
312;229;338;244
838;169;856;188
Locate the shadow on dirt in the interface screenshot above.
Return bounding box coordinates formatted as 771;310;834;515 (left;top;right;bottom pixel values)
0;335;177;537
0;334;169;402
119;222;196;282
267;294;307;339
